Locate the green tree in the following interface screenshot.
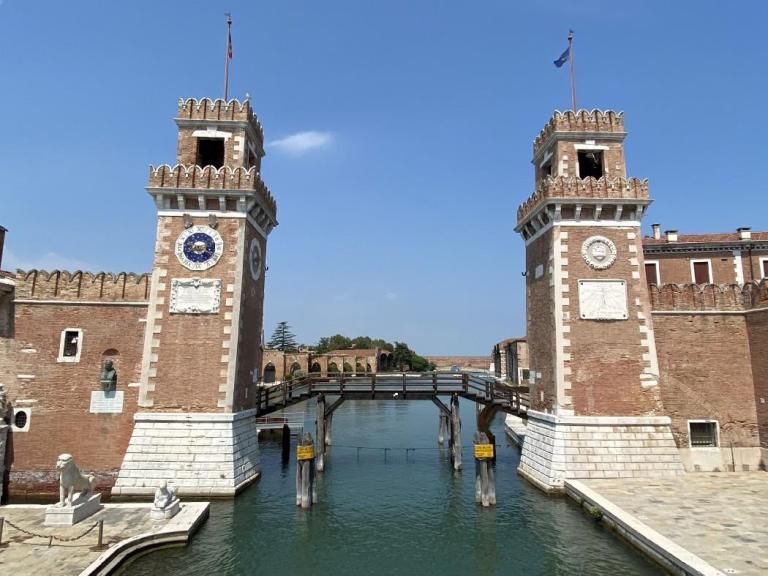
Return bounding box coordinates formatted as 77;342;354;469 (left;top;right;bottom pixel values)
267;321;299;352
391;341;435;372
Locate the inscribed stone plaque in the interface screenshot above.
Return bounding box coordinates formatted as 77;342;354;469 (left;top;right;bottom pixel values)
578;280;628;320
89;390;124;414
170;278;221;314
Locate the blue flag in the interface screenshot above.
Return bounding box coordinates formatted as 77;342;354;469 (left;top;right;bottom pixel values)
554;46;570;68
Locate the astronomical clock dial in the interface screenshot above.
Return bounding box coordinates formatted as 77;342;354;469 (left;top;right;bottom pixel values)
581;236;618;270
249;238;263;281
175;225;224;271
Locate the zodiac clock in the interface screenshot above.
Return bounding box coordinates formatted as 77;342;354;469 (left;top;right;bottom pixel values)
175;225;224;271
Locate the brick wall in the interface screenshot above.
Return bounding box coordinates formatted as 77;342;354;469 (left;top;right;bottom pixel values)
2;301;146;498
747;309;768;451
525;228;556;412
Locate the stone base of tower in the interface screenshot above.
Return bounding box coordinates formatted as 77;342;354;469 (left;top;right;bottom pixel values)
517;411;683;493
111;410;260;498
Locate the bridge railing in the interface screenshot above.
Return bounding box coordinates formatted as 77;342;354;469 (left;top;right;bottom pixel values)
254;372;530;415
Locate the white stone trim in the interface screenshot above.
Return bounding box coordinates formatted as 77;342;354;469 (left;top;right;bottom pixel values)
573;143;610;151
687;419;720;449
57;328;83;363
191;128;232;141
733;249;744;284
15;300;147;307
222;225;246;410
524;220;642;246
132;409;258;422
156;210;246;219
553;229;571;413
690;258;713;284
644;260;660;285
652;308;768;316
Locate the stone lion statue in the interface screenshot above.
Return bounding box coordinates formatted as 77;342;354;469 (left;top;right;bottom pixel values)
56;453;97;507
153;480;178;510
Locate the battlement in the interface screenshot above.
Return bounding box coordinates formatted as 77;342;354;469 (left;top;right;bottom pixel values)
148;164;277;217
533;110;625;157
177;98;263;141
516;176;649;225
14;270;151;302
649;280;768;312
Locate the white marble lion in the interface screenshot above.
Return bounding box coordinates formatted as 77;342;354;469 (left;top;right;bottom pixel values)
56;453;97;507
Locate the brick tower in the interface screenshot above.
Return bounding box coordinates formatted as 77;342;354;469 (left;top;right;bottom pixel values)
514;110;682;491
113;98;277;497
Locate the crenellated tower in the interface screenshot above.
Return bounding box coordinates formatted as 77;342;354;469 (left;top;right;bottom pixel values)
514;110;682;492
114;97;277;497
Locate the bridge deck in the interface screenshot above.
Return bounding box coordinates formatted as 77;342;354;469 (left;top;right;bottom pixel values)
255;372;529;417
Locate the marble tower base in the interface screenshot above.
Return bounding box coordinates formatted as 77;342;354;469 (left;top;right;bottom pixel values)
518;410;684;493
112;410;260;498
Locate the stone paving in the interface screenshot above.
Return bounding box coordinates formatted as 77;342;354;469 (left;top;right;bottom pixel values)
582;472;768;576
0;502;207;575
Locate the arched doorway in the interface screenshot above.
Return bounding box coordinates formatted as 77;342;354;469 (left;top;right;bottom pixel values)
343;362;353;373
328;362;339;373
310;362;321;373
355;362;365;374
289;362;302;378
264;363;276;383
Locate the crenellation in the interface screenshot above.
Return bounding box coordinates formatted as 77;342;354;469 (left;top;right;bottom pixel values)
177;97;263;141
14;269;150;301
533;109;625;157
649;279;768;311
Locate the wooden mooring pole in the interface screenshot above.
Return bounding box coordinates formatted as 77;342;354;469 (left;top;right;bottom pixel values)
473;431;496;507
281;423;291;463
316;394;326;472
449;394;462;470
296;432;317;509
438;412;448;445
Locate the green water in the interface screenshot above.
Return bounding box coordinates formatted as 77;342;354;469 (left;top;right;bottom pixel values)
123;399;663;576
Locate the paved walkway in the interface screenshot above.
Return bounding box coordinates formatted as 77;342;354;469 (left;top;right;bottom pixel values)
0;502;208;575
580;473;768;576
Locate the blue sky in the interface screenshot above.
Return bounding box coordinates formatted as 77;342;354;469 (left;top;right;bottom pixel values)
1;1;767;355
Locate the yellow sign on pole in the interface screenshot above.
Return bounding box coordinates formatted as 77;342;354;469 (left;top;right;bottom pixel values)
474;444;494;459
297;445;315;460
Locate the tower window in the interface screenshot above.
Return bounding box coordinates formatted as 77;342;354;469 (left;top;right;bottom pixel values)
645;261;660;288
197;138;225;168
577;150;603;179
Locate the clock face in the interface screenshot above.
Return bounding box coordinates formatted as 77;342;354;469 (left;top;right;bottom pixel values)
175;226;224;271
249;238;263;281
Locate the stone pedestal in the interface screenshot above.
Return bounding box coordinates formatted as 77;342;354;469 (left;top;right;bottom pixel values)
518;410;684;493
45;493;102;526
150;498;180;520
112;410;260;498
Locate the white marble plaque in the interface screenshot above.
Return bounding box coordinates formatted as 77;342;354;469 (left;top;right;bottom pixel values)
170;278;221;314
578;280;628;320
89;390;124;414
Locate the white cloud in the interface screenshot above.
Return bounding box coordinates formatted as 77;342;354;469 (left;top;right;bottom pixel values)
267;131;332;156
384;292;397;301
3;249;95;272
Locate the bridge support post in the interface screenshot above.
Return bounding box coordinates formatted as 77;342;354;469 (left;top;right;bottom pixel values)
325;413;333;447
281;423;291;463
473;431;496;507
316;394;326;472
438;412;448;445
449;394;462;471
296;432;317;509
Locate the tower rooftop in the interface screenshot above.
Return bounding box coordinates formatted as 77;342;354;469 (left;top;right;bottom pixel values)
176;97;264;144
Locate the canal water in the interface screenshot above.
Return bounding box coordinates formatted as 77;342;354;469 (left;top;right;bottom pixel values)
123;399;662;576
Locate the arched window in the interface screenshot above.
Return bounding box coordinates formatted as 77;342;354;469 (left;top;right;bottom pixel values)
264;363;276;384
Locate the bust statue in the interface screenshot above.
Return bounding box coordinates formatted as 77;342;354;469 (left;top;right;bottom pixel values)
99;360;117;392
153;480;178;510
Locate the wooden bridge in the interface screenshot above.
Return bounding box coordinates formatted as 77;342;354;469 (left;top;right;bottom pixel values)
254;372;529;472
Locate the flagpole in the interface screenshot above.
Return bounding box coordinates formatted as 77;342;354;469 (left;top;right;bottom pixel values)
568;30;577;111
224;13;232;101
